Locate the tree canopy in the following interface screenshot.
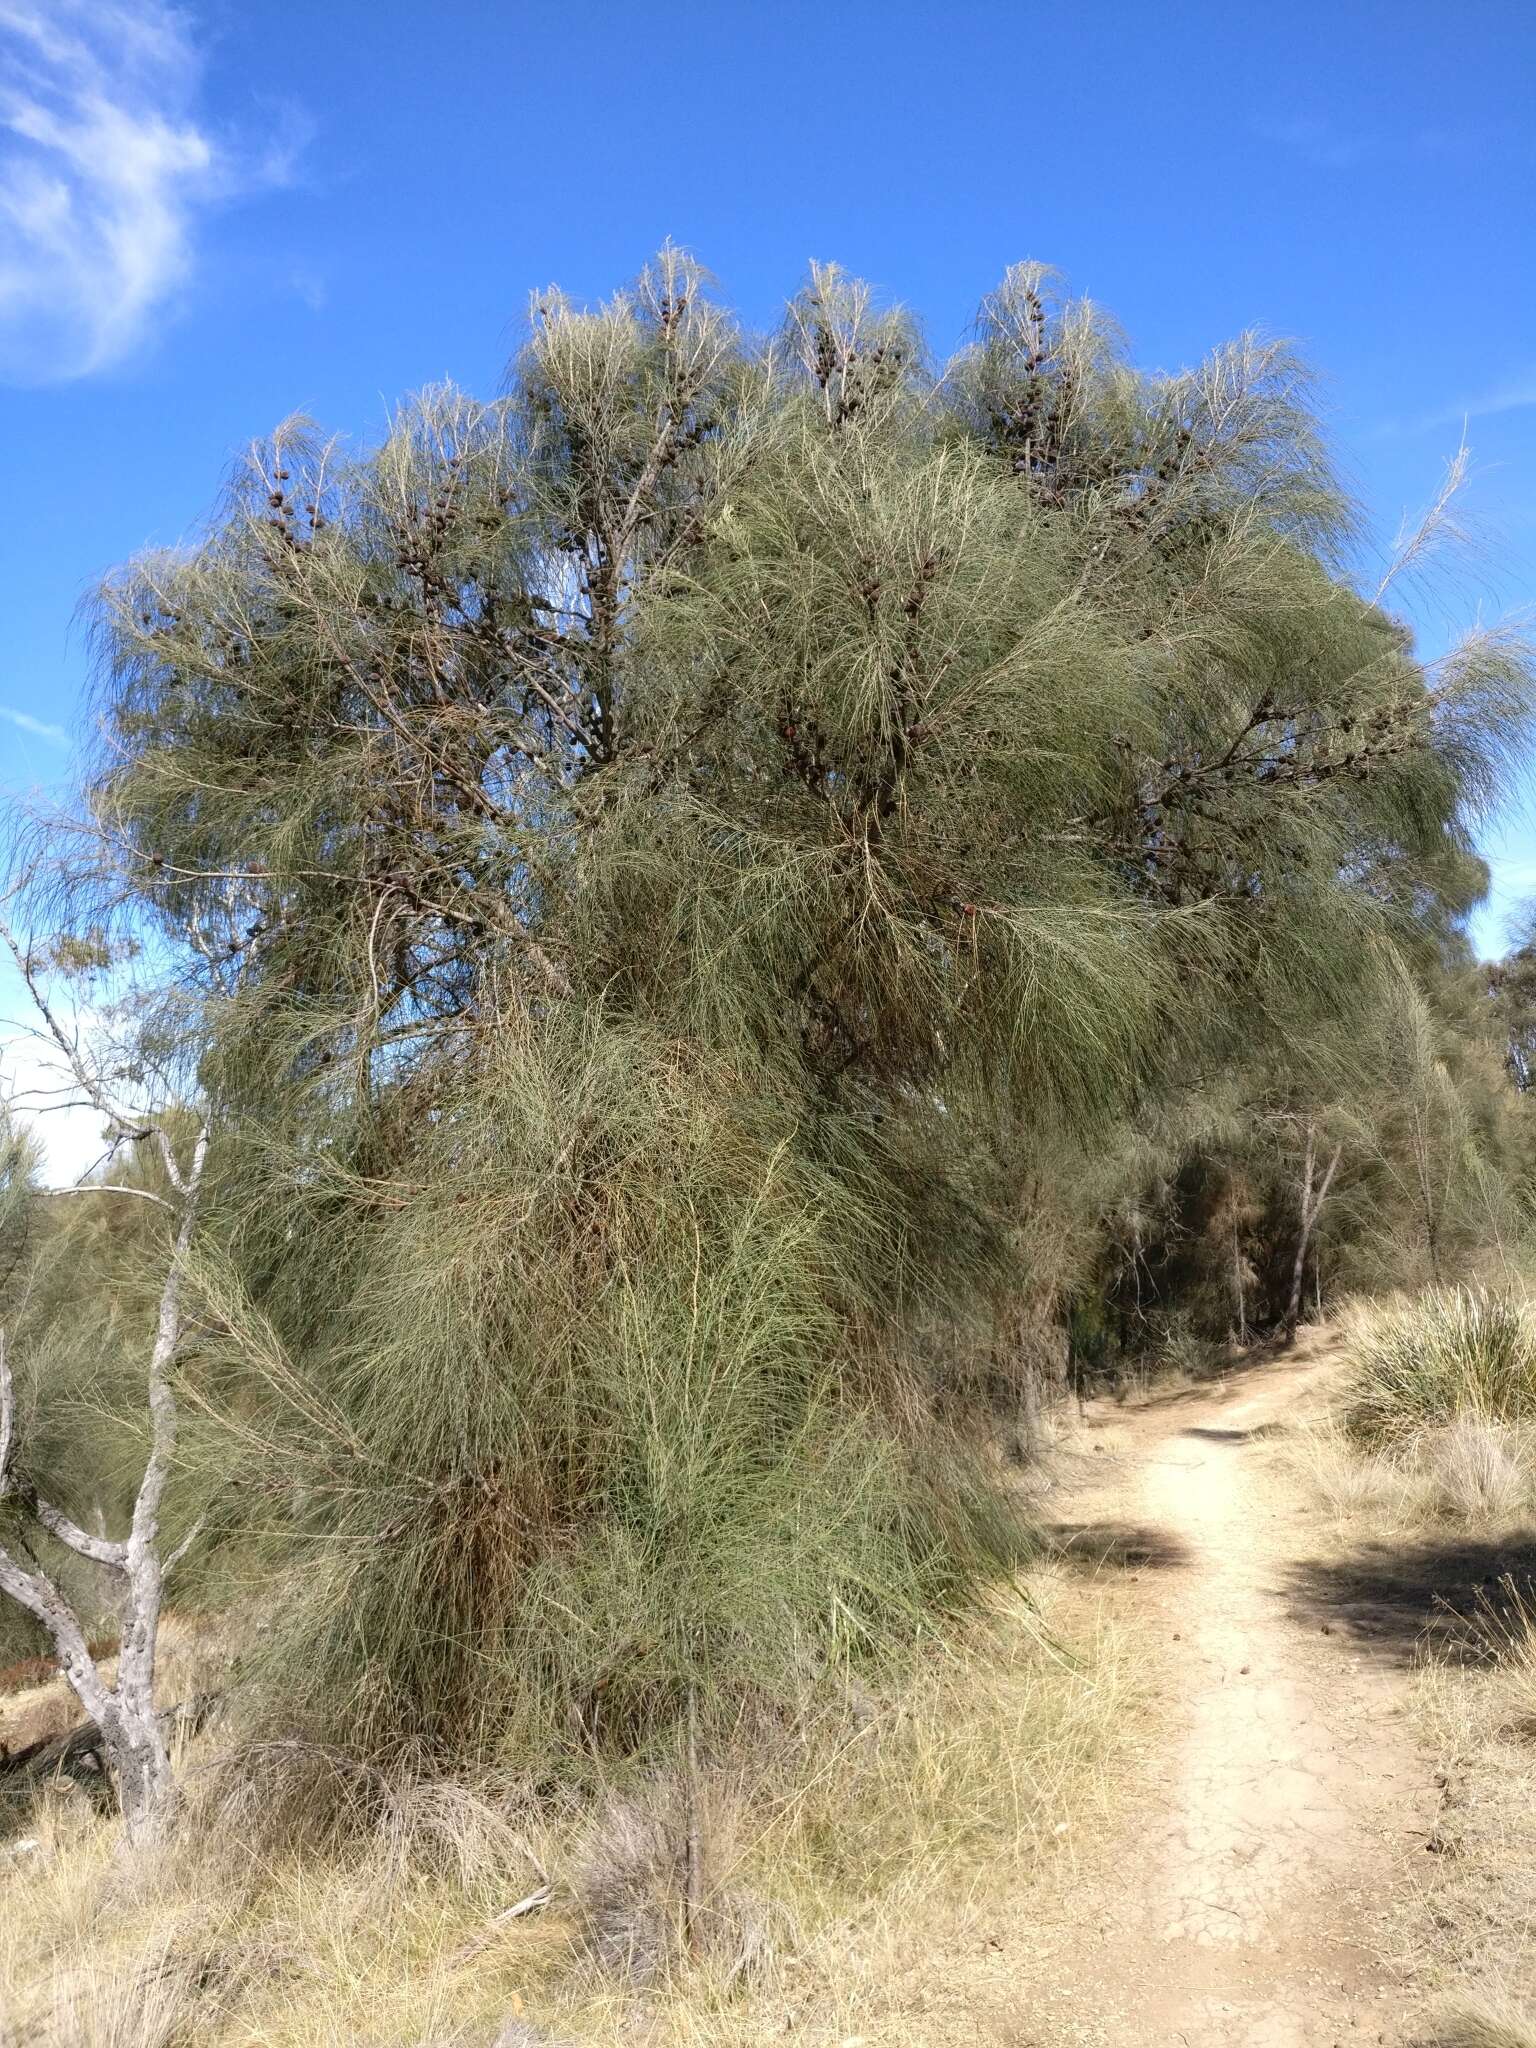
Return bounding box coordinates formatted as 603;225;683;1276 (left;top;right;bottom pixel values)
5;249;1530;1775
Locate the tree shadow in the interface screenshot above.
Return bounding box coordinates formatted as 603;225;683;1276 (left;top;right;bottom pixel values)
1281;1533;1536;1666
1181;1423;1283;1444
1047;1520;1191;1571
1095;1333;1343;1415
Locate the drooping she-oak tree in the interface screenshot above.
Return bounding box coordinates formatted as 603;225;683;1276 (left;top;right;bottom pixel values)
26;250;1526;1769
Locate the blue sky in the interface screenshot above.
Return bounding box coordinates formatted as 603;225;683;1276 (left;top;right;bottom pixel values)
0;0;1532;1169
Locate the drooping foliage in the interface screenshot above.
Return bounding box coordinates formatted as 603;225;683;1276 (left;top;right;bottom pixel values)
33;249;1532;1766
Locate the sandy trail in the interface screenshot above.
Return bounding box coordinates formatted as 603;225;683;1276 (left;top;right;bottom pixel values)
1033;1338;1436;2047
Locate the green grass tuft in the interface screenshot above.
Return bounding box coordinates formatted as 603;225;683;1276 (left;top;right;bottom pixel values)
1342;1288;1536;1450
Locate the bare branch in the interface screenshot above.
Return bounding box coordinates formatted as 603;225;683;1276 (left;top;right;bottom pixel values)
162;1514;205;1579
0;1328;13;1495
1376;437;1472;605
0;914;121;1131
31;1496;128;1567
51;1184;175;1213
0;1332;115;1724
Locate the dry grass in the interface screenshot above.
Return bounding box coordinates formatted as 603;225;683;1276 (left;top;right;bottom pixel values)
1298;1299;1536;2044
1413;1998;1536;2048
1404;1617;1536;2048
0;1567;1138;2048
1288;1411;1536;1535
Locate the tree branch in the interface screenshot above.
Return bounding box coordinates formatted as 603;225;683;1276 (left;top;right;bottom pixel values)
0;1331;115;1725
0;915;121;1133
51;1185;175;1213
0;1328;12;1496
31;1496;128;1567
162;1514;205;1579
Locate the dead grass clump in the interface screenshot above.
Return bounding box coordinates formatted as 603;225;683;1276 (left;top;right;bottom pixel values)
1460;1577;1536;1737
33;1943;207;2048
1404;1577;1536;2036
570;1779;774;1988
1414;1994;1536;2047
1288;1410;1536;1533
368;1773;550;1903
1428;1420;1534;1525
1288;1419;1430;1525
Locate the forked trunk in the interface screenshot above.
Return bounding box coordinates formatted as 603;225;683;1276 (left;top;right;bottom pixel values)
1284;1128;1342;1347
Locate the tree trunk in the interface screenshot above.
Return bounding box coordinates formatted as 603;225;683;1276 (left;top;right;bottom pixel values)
1017;1360;1042;1462
1232;1216;1247;1346
104;1707;179;1852
0;1109;209;1857
1285;1129;1342;1348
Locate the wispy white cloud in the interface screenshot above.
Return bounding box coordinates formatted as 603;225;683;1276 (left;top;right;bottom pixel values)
1372;369;1536;442
0;702;66;744
1255;117;1377;171
1424;371;1536;432
0;0;301;382
287;262;326;314
1255;114;1531;176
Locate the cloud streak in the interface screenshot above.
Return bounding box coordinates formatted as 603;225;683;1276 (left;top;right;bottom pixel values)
1422;371;1536;432
0;1;294;382
1256;113;1532;175
1371;368;1536;442
0;703;67;744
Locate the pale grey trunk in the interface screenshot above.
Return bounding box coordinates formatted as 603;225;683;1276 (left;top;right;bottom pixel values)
1232;1216;1247;1346
1285;1126;1342;1347
103;1707;178;1851
0;1110;207;1857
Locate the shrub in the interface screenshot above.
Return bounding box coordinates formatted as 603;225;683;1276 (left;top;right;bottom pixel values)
1342;1289;1536;1449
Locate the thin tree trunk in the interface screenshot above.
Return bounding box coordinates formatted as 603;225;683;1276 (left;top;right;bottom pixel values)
1410;1091;1444;1285
1232;1215;1247;1346
1018;1360;1041;1461
1285;1128;1342;1347
0;1122;207;1856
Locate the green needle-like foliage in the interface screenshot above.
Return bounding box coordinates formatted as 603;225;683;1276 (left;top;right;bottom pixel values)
62;249;1534;1771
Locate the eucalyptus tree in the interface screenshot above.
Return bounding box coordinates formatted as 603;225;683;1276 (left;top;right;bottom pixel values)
71;250;1531;1764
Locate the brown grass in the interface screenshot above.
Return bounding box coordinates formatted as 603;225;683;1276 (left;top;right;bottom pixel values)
1294;1302;1536;2044
0;1569;1138;2047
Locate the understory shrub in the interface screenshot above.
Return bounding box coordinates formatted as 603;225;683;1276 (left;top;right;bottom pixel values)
1343;1288;1536;1449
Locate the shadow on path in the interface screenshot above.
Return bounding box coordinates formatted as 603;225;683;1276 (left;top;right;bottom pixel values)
1281;1531;1536;1665
1047;1519;1192;1571
1180;1424;1284;1445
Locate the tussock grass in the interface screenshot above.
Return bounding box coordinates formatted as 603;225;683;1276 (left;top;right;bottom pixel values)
1290;1291;1536;1534
1342;1289;1536;1450
1414;2001;1536;2048
1290;1411;1536;1530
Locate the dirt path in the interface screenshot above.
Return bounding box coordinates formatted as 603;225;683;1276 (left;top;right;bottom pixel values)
1030;1338;1437;2047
